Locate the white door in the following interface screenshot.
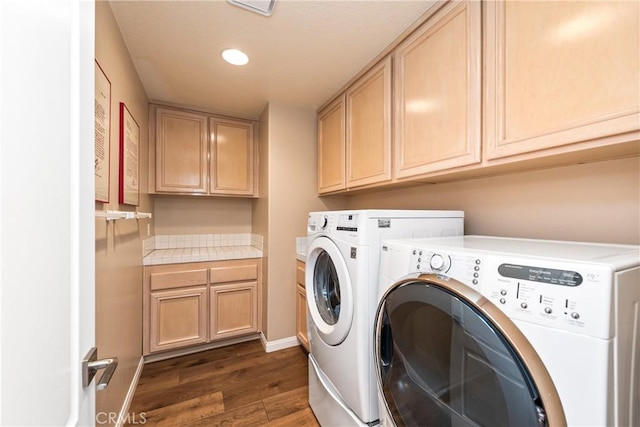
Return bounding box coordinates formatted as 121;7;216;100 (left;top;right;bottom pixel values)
0;1;96;425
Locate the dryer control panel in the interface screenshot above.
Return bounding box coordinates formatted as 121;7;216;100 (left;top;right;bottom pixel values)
410;248;485;290
409;248;614;340
481;255;613;339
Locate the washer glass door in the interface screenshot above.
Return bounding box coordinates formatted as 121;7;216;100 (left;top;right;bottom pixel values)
313;250;341;325
306;236;354;346
376;279;563;427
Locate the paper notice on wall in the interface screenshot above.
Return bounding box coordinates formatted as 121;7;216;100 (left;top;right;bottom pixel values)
119;103;139;206
95;61;110;202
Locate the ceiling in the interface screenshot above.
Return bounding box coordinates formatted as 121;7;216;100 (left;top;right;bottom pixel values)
109;0;436;119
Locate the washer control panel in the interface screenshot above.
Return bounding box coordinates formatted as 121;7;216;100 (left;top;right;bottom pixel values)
308;212;362;235
409;247;614;339
308;212;335;234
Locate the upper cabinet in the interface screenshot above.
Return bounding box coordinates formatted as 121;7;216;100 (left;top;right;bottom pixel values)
317;96;346;193
150;104;258;197
318;56;392;194
209;118;255;196
484;0;640;160
346;57;392;188
315;0;639;195
154;107;209;193
394;0;481;179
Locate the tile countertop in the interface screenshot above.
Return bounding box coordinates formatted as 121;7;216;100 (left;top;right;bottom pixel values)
143;233;263;266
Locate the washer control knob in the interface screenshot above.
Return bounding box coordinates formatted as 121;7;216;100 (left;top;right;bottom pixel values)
571;312;580;320
430;254;449;271
520;302;528;309
544;307;553;314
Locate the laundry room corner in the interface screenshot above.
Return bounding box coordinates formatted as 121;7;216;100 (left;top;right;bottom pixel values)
252;102;347;351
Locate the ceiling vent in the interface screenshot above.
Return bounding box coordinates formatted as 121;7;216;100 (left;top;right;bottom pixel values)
227;0;276;16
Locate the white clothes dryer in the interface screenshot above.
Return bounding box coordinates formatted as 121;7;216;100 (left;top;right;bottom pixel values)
374;236;640;427
306;210;464;426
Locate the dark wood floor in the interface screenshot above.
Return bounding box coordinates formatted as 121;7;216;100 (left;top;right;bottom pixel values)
126;340;320;426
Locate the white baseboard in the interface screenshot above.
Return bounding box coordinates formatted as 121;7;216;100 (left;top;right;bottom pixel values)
115;356;144;427
260;332;300;353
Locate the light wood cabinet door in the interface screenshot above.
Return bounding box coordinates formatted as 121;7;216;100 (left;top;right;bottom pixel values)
155;107;208;193
296;284;308;351
210;282;258;341
318;96;346;193
484;1;640;160
295;261;309;351
346;56;392;188
149;286;208;353
394;0;481;179
210;118;255;196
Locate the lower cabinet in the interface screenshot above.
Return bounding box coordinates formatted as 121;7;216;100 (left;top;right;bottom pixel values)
210;282;258;341
295;260;309;351
143;258;262;355
149;286;208;353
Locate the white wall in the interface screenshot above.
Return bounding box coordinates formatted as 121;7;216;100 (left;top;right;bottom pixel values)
154;196;253;235
347;156;640;244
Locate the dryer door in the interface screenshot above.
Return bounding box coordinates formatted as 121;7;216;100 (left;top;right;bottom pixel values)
374;275;566;427
306;236;354;346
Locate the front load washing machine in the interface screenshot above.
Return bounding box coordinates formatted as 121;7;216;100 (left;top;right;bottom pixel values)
306;210;464;426
374;236;640;426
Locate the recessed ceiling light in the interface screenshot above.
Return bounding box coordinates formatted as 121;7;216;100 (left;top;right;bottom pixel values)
228;0;276;17
221;49;249;66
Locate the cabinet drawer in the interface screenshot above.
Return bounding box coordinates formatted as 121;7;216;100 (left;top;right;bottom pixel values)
150;269;208;291
210;264;257;284
296;262;305;285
